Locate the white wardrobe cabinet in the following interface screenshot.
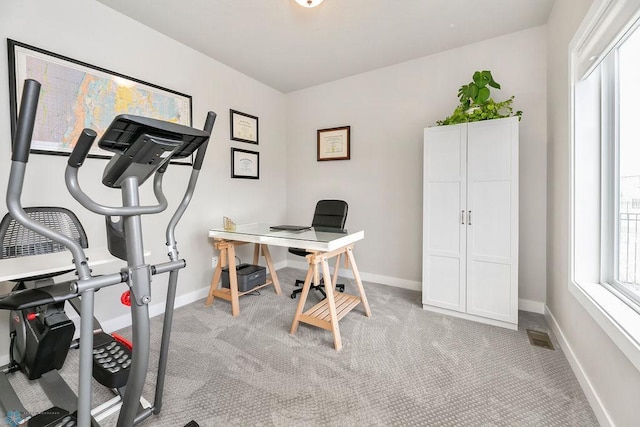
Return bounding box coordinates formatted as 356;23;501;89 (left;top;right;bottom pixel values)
422;116;519;330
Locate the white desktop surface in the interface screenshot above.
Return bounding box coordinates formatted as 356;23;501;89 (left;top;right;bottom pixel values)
208;223;364;252
0;247;116;284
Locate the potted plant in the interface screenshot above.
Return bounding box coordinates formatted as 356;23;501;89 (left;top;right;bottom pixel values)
436;70;522;126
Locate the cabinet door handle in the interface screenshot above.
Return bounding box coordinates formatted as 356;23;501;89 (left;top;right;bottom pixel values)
468;211;472;225
461;210;465;225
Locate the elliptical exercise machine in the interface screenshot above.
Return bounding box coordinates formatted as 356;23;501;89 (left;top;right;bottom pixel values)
0;78;216;426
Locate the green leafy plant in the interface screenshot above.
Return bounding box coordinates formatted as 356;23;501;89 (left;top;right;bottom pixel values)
437;70;522;126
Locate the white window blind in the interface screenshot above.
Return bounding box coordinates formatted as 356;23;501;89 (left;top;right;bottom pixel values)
573;0;640;80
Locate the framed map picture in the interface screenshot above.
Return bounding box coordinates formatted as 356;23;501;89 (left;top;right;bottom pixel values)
7;39;193;164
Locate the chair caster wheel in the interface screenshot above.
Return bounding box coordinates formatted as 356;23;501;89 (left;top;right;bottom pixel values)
291;294;297;299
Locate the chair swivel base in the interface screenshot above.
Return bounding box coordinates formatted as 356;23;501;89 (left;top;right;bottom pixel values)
290;278;345;299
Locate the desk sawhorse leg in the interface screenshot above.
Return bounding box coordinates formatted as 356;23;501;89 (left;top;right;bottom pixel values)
205;239;281;317
289;244;371;350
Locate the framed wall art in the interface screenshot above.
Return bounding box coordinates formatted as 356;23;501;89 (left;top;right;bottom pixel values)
7;39;193;164
230;109;259;144
231;148;259;179
317;126;350;161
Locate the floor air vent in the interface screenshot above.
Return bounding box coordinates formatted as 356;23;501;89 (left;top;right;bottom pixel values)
526;329;555;350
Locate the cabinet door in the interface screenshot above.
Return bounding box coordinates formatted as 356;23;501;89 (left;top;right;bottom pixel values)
465;118;518;324
423;124;467;311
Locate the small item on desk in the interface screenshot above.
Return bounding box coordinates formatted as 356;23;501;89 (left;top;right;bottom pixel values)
221;264;266;292
223;216;236;231
269;225;311;231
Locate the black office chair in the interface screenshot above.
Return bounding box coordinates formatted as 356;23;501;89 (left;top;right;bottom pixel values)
289;199;348;299
0;207;89;282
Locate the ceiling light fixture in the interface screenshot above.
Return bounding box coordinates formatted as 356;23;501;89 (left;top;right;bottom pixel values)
294;0;324;8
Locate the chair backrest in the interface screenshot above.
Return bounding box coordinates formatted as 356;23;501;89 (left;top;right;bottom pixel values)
0;207;88;260
311;200;348;231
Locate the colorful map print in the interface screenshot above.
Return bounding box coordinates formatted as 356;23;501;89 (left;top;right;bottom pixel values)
22;54;190;156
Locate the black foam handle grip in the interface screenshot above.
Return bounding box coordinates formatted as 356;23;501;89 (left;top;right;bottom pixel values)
68;129;97;168
193;111;217;171
12;79;41;163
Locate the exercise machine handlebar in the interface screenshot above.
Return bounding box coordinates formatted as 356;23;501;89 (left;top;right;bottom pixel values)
193;111;216;171
67;129;98;168
165;111;217;260
65;127;170;217
11;79;40;164
6;79;92;281
65;166;169;217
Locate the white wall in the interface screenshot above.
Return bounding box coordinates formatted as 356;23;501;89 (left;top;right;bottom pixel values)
0;0;287;360
2;2;634;423
546;0;640;426
286;26;548;307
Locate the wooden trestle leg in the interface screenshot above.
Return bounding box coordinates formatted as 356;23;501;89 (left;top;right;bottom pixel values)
205;239;281;317
289;244;370;350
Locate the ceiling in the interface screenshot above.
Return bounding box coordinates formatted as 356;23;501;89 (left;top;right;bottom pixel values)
97;0;555;93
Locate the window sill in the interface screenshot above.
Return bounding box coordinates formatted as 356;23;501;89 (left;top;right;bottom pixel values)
569;281;640;372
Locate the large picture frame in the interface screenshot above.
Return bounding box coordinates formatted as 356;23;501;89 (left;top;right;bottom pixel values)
7;39;194;164
317;126;350;161
230;109;259;144
231;148;259;179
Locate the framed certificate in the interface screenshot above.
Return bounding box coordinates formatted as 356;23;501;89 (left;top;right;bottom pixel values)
231;148;259;179
317;126;350;161
230;109;259;144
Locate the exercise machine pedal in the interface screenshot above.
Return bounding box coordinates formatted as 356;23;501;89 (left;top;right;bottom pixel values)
91;332;132;389
24;406;73;426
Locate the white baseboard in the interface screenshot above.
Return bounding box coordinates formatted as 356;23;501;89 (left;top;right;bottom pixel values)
287;260;421;291
423;304;518;330
100;287;209;333
545;306;613;427
101;260;288;333
288;260;544;315
519;298;545;314
0;260;288;364
0;260;540;367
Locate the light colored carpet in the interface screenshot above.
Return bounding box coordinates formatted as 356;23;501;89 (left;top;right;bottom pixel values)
7;267;598;426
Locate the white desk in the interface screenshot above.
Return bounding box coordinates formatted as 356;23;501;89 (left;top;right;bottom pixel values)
0;247;116;283
206;223;371;350
0;247;119;300
208;223;364;252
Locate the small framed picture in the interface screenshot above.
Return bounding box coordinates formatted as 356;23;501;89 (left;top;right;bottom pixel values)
317;126;350;161
231;148;259;179
230;109;259;144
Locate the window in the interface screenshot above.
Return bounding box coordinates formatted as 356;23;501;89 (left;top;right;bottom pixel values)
603;24;640;307
570;0;640;371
